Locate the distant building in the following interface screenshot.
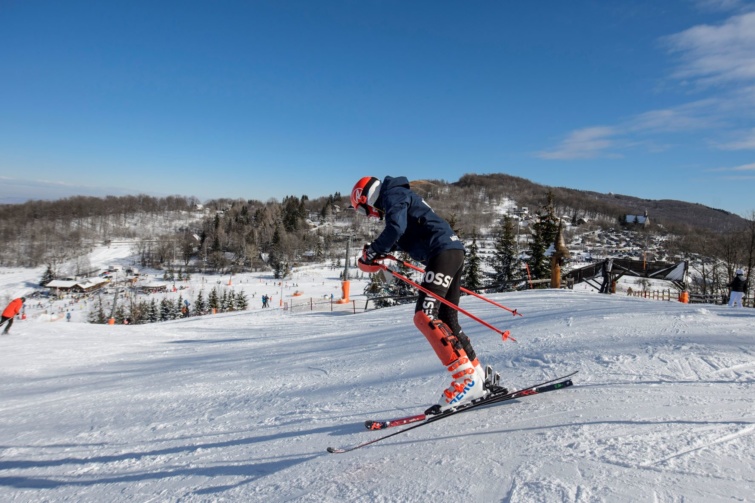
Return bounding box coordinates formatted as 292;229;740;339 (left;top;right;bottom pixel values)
624;210;649;227
138;283;168;293
46;277;109;294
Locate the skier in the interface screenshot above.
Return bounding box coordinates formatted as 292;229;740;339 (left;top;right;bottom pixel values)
352;175;491;412
727;269;748;308
0;297;25;335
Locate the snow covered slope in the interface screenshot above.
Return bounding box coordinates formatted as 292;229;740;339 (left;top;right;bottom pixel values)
0;290;753;502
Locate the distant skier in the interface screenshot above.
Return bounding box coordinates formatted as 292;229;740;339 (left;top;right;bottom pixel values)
352;175;494;413
0;297;25;335
727;269;748;308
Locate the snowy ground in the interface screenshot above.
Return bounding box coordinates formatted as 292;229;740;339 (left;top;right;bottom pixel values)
0;248;753;502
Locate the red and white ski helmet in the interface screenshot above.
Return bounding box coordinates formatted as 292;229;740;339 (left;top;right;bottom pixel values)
351;176;382;218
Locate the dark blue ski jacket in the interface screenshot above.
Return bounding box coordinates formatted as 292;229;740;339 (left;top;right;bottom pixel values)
370;176;464;264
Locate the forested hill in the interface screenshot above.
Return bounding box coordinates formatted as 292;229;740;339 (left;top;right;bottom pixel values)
0;172;750;270
445;173;747;233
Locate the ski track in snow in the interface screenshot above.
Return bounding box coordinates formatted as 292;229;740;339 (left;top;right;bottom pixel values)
0;263;753;502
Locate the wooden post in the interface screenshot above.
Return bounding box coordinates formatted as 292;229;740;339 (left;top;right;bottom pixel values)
550;221;570;289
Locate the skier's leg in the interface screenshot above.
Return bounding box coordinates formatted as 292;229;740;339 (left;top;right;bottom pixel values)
415;250;463;316
436;264;476;361
414;249;467;361
414;249;485;411
732;291;744;307
412;311;463;366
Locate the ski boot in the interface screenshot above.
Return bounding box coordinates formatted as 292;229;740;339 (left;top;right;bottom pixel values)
425;356;487;415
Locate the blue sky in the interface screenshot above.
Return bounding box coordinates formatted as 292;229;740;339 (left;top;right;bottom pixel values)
1;0;754;216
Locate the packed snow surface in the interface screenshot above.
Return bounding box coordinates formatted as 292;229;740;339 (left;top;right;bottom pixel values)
0;263;753;501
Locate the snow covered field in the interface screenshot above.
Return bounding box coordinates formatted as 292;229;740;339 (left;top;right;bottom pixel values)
0;249;753;502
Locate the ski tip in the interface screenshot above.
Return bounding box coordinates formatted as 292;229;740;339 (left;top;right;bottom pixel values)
327;447;345;454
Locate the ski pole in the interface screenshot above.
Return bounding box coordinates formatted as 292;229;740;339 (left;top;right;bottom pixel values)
384;254;523;317
376;262;516;342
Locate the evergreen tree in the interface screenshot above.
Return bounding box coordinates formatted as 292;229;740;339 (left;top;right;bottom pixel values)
235;290;249;310
529;191;560;281
159;297;172;321
463;231;483;292
275;259;290;279
208;287;219;311
363;252;416;308
492;215;520;291
114;304;127;324
129;300;149;324
148;298;159;323
194;289;206;316
40;264;55;287
88;296;107;324
395;252;413;278
220;290;230;312
176;294;185;318
282;195;304;232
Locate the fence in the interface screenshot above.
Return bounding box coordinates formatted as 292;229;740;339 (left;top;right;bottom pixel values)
626;289;674;301
287;295;419;314
626;289;753;307
688;292;753;307
287;297;359;314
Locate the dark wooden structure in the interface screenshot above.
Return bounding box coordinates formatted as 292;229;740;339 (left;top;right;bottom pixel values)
563;258;688;291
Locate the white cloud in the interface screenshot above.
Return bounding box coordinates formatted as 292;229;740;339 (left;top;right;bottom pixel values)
539;11;755;161
627;99;723;133
537;126;619;160
691;0;748;13
726;162;755;170
716;128;755;150
663;12;755;87
708;161;755;171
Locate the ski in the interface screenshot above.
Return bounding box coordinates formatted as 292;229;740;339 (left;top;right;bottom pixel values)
364;364;510;431
364;370;576;431
364;387;510;431
327;371;576;454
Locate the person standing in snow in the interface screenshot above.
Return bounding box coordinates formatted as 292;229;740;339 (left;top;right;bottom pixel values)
351;175;493;413
727;269;748;308
0;297;25;334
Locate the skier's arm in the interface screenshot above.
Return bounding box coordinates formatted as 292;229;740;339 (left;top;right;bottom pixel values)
370;201;408;255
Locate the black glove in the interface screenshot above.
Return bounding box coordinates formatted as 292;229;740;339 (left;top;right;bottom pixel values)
358;244;383;273
362;244;379;264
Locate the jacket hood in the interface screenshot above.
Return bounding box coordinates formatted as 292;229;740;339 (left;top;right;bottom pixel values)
381;176;410;191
